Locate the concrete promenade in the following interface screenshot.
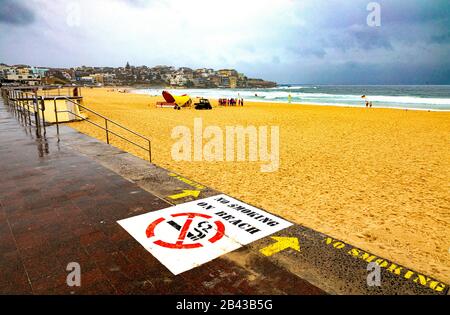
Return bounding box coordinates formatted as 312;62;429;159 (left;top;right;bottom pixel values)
0;97;446;295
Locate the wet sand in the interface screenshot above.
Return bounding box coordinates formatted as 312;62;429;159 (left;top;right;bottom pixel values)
69;88;450;283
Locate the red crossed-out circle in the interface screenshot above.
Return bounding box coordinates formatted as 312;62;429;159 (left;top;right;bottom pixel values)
146;212;225;249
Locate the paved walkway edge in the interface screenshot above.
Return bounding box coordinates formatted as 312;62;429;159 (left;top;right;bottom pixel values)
56;123;449;295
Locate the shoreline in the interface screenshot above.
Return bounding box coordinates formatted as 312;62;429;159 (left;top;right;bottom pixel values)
128;88;450;112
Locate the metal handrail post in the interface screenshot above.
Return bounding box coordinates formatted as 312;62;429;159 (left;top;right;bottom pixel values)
14;91;18;115
18;91;22;118
21;92;25;119
12;90;16;112
105;119;109;144
148;140;152;162
34;92;41;137
26;98;31;125
18;92;23;122
33;92;38;125
40;96;46;136
54;97;60;141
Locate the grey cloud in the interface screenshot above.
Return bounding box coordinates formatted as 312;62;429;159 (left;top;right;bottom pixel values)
334;61;450;85
294;0;449;48
431;32;450;44
287;26;392;57
346;27;392;50
252;60;450;85
0;0;35;25
382;0;450;24
288;45;327;58
0;0;449;84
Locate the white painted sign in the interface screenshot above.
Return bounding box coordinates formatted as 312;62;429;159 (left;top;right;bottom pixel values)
117;194;292;275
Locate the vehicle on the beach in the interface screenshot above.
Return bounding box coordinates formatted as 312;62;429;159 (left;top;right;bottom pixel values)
194;98;212;110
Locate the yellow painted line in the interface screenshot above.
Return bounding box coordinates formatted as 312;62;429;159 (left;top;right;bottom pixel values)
168;172;206;190
260;236;300;257
168;189;201;200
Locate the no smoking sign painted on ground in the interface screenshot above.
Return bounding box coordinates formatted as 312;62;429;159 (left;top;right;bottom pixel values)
146;212;225;249
118;194;292;275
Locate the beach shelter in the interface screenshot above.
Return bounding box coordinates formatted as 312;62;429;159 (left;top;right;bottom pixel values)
162;91;192;107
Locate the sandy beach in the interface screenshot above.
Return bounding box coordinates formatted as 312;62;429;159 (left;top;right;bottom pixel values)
68;87;450;283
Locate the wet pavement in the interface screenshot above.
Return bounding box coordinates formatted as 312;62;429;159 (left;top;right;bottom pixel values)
0;97;324;295
0;95;447;295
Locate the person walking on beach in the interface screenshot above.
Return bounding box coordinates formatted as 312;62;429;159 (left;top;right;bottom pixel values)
288;94;292;103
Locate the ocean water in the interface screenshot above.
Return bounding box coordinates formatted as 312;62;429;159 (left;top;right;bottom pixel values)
133;85;450;111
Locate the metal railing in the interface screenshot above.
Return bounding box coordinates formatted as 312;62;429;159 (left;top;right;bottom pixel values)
1;87;152;162
41;86;82;98
2;88;46;133
53;96;152;162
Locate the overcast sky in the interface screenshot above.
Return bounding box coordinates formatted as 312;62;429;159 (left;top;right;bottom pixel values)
0;0;449;84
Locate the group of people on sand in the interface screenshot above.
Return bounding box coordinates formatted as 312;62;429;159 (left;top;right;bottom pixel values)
218;98;244;106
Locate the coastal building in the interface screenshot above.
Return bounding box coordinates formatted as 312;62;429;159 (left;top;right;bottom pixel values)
31;67;49;78
229;76;237;88
192;77;208;88
0;64;13;81
1;66;43;85
0;63;277;88
218;69;238;77
209;75;221;87
219;76;230;88
61;71;73;81
79;76;95;84
88;73;114;85
170;74;188;86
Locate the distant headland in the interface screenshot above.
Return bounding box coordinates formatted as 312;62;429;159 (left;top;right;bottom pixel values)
0;62;277;89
